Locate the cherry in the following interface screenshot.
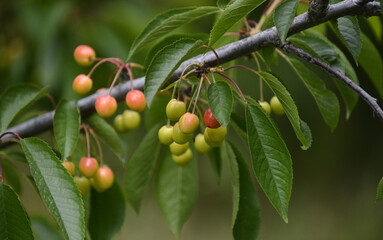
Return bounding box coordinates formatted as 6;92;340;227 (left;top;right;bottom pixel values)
204;126;227;147
172;148;192;166
114;114;127;133
270;96;285;116
169;142;189;156
79;157;99;178
74;176;90;197
126;90;146;112
96;88;107;93
259;101;271;115
179;113;199;134
95;95;117;118
90;166;114;192
72;74;93;95
172;122;192;144
194;133;211;154
122;110;141;130
203;108;220;128
74;45;95;66
158;125;173;145
62;160;75;176
166;99;186;121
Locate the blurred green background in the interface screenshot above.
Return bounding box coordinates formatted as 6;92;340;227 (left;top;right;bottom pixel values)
1;0;383;239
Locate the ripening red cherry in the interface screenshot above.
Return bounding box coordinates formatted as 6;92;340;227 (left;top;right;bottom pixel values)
166;99;186;120
74;45;95;66
79;157;99;178
95;95;117;118
125;90;146;112
62;160;75;176
194;133;211;154
172;148;192;166
158;125;173;145
91;166;114;192
179;113;199;134
74;176;90;197
203;108;220;128
72;74;93;95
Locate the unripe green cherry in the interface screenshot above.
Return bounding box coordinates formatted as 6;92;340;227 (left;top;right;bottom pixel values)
122;110;141;130
91;166;114;193
72;74;93;95
172;148;192;166
204;126;227;147
259;101;271;115
270;96;285;116
166;99;186;121
114;114;128;133
194;133;211;154
169;142;189;156
95;95;117;118
158;125;173;145
62;160;75;176
74;176;90;197
79;157;99;178
179;113;199;134
172;122;192;144
73;45;95;66
126;90;146;112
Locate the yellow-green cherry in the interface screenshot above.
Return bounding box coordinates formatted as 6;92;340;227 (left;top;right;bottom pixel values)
270;96;285;116
166;99;186;121
194;133;211;154
172;122;192;144
172;148;192;166
169;142;189;156
259;101;271;115
158;125;173;145
204;126;227;147
122;110;141;130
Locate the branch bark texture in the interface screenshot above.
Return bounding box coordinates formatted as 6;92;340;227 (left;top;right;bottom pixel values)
0;0;381;147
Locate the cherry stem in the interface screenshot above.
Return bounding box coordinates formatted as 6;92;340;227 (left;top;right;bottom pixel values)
204;73;212;85
251;53;264;101
81;124;91;158
255;0;283;32
125;64;135;91
88;127;103;166
203;45;220;66
87;58;122;78
107;65;125;95
224;65;259;75
129;63;144;70
0;132;22;141
187;85;198;113
177;64;199;100
171;79;180;100
247;20;258;27
192;76;204;114
218;72;248;104
46;94;57;109
107;66;119;88
242;18;250;32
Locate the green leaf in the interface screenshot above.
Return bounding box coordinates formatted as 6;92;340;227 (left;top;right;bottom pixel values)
208;146;222;183
89;181;125;240
20;138;85;240
155;148;198;239
128;7;218;59
209;0;266;46
246;103;292;222
0;84;48;133
217;0;232;9
359;33;383;99
336;16;361;64
53;100;80;161
207;81;233;127
377;177;383;201
0;151;27;163
274;0;298;44
0;159;22;195
284;57;340;131
145;39;203;107
300;120;312;150
84;114;127;163
144;95;171;129
124;124;161;213
230;112;247;141
144;33;208;69
259;71;308;149
0;182;34;240
31;217;63;240
223;141;261;240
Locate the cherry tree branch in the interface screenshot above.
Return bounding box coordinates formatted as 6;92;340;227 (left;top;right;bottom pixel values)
0;0;381;147
281;42;383;120
308;0;330;21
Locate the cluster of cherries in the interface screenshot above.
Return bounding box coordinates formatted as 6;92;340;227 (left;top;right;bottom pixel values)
158;98;227;166
62;158;114;197
259;96;285;116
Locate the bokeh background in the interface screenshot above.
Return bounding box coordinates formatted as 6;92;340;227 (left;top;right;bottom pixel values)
1;0;383;239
